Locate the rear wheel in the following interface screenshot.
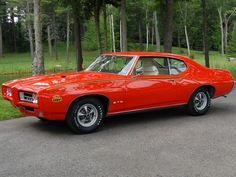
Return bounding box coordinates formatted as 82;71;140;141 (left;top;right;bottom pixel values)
66;98;105;134
187;88;211;116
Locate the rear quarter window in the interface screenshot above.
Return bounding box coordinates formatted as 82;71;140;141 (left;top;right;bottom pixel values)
169;59;187;75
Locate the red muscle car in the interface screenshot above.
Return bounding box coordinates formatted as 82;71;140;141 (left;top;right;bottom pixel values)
2;52;235;133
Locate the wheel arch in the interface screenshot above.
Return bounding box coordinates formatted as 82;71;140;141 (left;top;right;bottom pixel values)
191;85;216;99
66;94;110;118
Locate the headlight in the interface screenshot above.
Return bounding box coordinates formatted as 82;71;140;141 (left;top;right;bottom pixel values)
32;93;38;104
6;87;12;97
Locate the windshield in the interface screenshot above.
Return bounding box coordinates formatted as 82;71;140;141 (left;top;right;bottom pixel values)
86;55;135;75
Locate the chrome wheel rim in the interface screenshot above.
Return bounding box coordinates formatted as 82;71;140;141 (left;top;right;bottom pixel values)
194;92;208;111
77;104;98;127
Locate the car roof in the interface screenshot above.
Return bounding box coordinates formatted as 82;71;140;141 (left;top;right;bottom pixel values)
103;52;206;69
103;51;187;58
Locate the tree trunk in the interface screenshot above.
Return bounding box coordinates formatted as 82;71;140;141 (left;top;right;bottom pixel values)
225;18;228;51
28;23;34;62
74;17;83;71
224;8;236;53
26;0;34;62
146;8;149;51
47;25;52;57
33;0;44;74
218;8;224;56
66;12;70;60
11;8;17;53
224;15;227;52
154;11;160;52
146;26;149;51
185;25;191;56
0;23;3;58
94;10;102;54
53;14;58;60
163;0;173;53
151;26;154;46
103;6;108;52
120;20;122;51
120;0;127;51
110;14;116;52
201;0;210;68
109;14;113;52
138;22;144;51
151;13;154;46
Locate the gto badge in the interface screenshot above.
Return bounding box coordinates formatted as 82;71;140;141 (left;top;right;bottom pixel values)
52;95;62;102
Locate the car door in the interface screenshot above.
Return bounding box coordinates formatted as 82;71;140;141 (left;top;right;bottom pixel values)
124;57;181;111
168;57;189;102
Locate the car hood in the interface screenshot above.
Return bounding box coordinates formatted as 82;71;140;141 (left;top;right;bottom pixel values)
3;71;127;93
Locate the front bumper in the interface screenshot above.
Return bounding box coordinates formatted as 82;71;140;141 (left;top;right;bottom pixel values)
3;93;65;121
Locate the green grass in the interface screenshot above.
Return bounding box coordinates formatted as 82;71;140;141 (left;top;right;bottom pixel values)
0;43;99;75
0;42;235;121
0;43;235;77
0;92;22;121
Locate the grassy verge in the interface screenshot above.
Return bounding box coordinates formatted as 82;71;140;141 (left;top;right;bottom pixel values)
0;91;22;121
0;49;98;75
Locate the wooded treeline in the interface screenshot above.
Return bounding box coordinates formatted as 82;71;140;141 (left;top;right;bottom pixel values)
0;0;236;74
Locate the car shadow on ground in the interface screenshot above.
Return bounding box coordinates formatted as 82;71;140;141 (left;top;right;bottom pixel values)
28;103;230;135
29;120;71;135
29;106;189;135
103;107;188;128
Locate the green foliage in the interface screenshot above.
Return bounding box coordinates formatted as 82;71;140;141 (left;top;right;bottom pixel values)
83;16;112;51
0;0;30;52
2;22;30;53
1;0;236;54
0;0;6;21
83;19;99;51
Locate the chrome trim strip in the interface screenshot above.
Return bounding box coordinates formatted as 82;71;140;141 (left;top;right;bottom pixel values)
107;103;186;116
131;76;182;80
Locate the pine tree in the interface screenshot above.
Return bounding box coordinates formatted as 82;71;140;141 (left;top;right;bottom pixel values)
227;23;236;58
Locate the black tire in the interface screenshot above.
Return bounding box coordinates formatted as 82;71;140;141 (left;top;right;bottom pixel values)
66;97;105;134
187;88;211;116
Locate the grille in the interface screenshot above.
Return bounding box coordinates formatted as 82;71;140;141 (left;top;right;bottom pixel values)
19;92;35;103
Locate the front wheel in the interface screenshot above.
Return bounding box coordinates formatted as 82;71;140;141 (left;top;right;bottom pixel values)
187;88;211;116
66;98;105;134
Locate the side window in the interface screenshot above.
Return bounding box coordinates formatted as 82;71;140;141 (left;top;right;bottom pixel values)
132;57;170;76
169;59;187;75
153;58;169;75
132;59;142;75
